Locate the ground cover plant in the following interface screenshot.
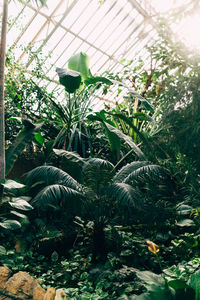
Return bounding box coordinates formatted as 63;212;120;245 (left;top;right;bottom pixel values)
1;24;200;299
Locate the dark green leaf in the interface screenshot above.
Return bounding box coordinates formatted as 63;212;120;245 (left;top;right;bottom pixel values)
1;179;25;189
0;220;21;230
105;123;146;160
56;68;81;93
0;246;6;256
34;132;44;146
176;219;195;227
9;198;33;211
188;269;200;299
53;149;84;165
10;211;27;219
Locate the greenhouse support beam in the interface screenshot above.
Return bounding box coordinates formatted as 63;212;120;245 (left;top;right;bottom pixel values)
0;0;8;181
17;0;66;63
25;0;79;68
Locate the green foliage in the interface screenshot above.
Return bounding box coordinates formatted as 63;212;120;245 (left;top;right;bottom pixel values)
0;179;32;254
5;120;43;175
56;68;81;93
4;14;200;300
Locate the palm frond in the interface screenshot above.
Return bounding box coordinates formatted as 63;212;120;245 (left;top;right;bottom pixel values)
83;158;114;193
123;164;169;185
25;166;82;192
105;183;143;210
113;161;150;183
32;184;84;213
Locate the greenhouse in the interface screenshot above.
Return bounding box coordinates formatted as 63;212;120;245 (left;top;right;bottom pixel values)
0;0;200;299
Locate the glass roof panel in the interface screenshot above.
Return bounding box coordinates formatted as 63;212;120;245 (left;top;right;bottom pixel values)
6;0;191;108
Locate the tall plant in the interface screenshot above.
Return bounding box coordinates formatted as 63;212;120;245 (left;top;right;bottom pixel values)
55;52;112;156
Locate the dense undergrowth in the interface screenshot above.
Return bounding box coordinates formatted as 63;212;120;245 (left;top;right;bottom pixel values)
1;30;200;299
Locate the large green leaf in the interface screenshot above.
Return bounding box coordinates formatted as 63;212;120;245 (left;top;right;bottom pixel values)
106;183;143;209
188;269;200;300
136;271;165;290
83;158;114;193
9;198;33;211
168;279;189;291
56;68;81;93
32;184;84;213
25;166;82;192
53;149;84;165
84;76;112;86
130;287;174;300
68;52;91;80
0;246;6;256
113;161;150;183
1;179;25;189
0;220;21;230
5;121;42;175
123;164;169;184
87;112;121;160
34;131;44;146
103;122;121;161
105;123;146;160
68;52;112;87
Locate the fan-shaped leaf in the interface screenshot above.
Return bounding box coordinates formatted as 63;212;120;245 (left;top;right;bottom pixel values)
83;158;114;193
32;184;84;213
25;166;81;192
106;183;143;209
124;164;169;184
114;161;150;183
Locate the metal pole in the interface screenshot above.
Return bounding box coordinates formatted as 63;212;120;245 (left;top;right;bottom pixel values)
0;0;8;181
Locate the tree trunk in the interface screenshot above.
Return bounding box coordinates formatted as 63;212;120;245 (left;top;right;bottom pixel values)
0;0;8;182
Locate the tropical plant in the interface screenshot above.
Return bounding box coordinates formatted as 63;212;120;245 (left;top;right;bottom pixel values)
53;52;112;157
5;119;43;176
24;147;173;260
0;178;33;256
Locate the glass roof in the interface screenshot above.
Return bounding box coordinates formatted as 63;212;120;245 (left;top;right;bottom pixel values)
2;0;198;109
